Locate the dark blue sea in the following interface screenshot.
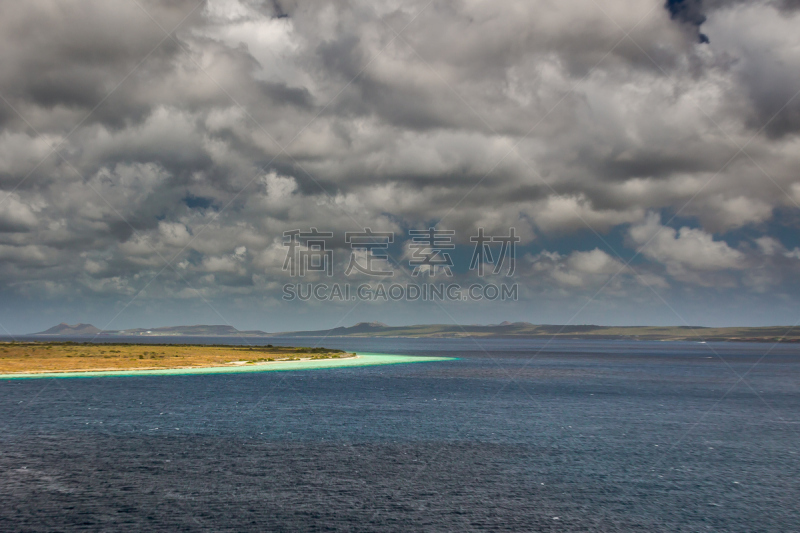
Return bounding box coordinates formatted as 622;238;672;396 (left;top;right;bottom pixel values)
1;337;799;532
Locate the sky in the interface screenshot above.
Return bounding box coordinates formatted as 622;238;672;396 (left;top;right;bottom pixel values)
2;0;800;334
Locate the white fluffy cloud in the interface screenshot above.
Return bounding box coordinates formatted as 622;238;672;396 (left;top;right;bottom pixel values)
527;247;669;292
629;213;747;285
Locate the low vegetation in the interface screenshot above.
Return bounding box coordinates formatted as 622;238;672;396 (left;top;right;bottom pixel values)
0;342;353;374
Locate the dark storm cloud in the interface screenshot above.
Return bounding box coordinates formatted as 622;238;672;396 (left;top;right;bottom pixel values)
0;0;198;115
776;0;800;11
270;0;289;18
700;1;800;138
665;0;710;42
0;0;799;310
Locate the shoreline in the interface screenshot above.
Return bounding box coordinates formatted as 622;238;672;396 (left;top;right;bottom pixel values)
0;352;361;376
0;353;456;379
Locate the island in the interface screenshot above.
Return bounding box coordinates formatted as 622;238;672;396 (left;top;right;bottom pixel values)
0;342;353;375
0;341;455;379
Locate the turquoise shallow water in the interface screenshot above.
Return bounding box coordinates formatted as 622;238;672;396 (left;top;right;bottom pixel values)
0;353;455;379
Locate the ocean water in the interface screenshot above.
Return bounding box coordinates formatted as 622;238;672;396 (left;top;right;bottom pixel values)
1;337;799;532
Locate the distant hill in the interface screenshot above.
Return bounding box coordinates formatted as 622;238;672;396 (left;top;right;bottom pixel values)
32;324;269;337
274;322;800;342
104;325;269;337
273;321;392;337
29;321;800;342
34;323;102;336
275;322;615;338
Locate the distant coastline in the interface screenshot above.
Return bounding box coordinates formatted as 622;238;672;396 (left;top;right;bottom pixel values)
32;323;270;337
27;321;800;343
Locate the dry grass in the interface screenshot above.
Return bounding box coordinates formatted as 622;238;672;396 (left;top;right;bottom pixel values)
0;342;353;374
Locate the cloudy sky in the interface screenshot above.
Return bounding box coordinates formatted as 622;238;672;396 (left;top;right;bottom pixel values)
1;0;800;333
